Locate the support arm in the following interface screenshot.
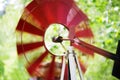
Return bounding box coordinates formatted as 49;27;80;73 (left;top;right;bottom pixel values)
73;38;120;61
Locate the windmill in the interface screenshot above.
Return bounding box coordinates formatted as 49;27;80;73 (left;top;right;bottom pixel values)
16;0;120;80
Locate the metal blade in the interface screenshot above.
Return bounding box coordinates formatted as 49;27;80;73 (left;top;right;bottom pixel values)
16;19;44;36
27;51;48;75
43;1;57;24
45;56;56;80
26;1;49;28
64;64;68;80
67;7;88;27
76;28;94;38
17;41;44;54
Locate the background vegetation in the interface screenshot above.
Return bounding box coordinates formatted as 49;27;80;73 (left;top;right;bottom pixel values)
0;0;120;80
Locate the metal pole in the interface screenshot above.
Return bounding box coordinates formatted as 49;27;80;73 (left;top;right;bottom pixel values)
60;55;66;80
74;52;84;80
68;50;77;80
67;46;84;80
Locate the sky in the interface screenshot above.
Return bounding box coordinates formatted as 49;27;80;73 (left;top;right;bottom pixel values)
0;0;24;16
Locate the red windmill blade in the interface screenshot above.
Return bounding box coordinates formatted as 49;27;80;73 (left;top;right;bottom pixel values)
27;51;49;76
16;0;94;79
16;19;44;36
45;56;56;80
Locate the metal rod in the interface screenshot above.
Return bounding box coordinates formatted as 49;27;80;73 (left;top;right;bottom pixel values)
60;55;66;80
62;37;120;61
62;38;119;61
67;46;84;80
60;43;67;52
74;51;84;80
68;50;77;80
74;38;120;61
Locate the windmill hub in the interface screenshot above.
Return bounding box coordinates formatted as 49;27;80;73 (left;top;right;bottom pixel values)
52;36;63;43
44;23;70;56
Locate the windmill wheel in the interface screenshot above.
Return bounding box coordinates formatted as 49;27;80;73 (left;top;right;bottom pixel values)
16;0;94;79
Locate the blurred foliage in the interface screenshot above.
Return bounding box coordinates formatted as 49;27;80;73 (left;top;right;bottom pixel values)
0;0;120;80
75;0;120;80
